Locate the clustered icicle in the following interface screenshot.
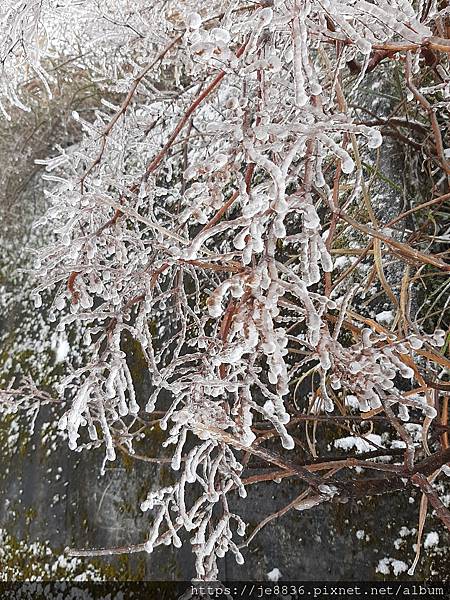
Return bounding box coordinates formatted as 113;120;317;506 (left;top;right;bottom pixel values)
1;0;449;580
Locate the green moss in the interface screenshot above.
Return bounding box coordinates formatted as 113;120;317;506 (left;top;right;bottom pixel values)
158;464;175;488
121;332;148;392
0;529;100;581
120;448;135;472
0;526;149;581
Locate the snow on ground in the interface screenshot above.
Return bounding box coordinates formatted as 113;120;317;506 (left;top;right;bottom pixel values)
267;567;282;582
424;532;439;549
376;557;408;576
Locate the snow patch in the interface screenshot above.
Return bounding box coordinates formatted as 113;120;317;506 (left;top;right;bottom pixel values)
267;567;282;582
424;532;439;549
55;338;70;363
334;433;384;454
376;557;408;576
375;310;393;324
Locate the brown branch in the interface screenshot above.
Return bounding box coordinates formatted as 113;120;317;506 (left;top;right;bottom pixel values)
405;51;450;177
143;41;248;180
80;36;181;191
67;271;80;304
199;163;255;233
340;211;450;271
441;394;449;450
385;192;450;229
68;40;250;297
67;448;450;559
67;542;148;557
411;472;450;532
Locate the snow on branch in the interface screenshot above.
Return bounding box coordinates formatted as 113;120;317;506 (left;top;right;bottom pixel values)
1;0;449;580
